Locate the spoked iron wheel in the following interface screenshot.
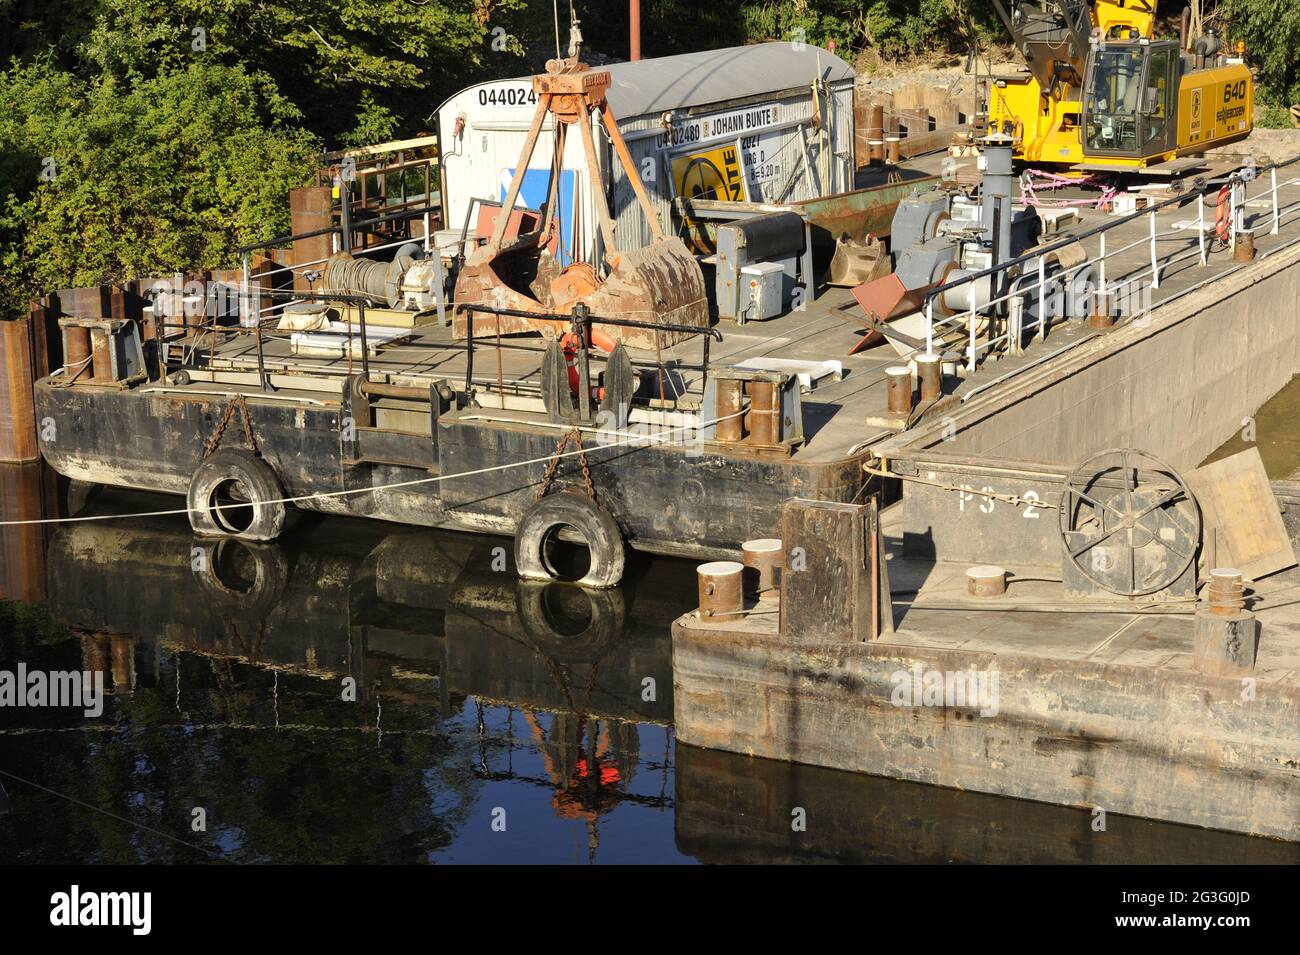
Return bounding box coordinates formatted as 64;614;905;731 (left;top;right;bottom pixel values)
1059;448;1201;597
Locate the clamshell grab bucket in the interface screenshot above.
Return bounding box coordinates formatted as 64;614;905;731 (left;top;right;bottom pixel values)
452;57;710;351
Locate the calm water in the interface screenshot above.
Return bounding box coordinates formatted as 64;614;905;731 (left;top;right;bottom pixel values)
1203;373;1300;478
2;466;1295;864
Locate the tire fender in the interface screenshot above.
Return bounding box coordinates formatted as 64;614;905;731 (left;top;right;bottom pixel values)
187;448;287;542
515;579;626;663
514;490;625;588
191;537;290;619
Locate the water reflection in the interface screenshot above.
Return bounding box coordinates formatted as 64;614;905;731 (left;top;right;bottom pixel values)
2;464;1295;864
0;469;688;862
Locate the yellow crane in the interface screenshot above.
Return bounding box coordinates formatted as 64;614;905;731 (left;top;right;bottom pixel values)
987;0;1252;170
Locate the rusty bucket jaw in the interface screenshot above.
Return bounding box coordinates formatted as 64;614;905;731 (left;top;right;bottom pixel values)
451;237;708;350
586;238;709;348
827;234;889;288
450;56;710;352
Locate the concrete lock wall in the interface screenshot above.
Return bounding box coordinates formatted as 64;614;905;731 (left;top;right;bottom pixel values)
883;240;1300;565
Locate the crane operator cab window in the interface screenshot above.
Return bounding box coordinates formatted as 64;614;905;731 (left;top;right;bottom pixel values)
1142;48;1174;146
1084;41;1179;159
1085;46;1144;154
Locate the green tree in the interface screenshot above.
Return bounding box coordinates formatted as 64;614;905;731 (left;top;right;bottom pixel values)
1224;0;1300;110
73;0;533;142
0;61;319;313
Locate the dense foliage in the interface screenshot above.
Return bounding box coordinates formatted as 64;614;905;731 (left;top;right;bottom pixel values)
0;0;1286;314
1223;0;1300;116
0;0;537;313
0;62;318;307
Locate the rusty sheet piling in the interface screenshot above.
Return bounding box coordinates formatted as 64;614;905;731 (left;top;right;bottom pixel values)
0;462;59;603
0;318;39;463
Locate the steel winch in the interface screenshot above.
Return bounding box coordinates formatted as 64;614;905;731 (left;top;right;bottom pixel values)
857;137;1042;319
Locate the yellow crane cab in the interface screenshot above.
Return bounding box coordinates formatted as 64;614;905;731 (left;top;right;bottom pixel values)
988;0;1253;171
1082;38;1181;163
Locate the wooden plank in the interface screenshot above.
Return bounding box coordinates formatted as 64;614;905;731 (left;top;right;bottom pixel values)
1187;447;1297;579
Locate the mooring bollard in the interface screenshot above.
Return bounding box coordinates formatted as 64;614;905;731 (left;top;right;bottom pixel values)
1088;290;1114;329
697;560;745;622
715;378;743;442
89;327;113;384
1207;568;1245;616
1194;568;1258;677
741;538;782;596
885;135;901;165
745;380;778;445
62;324;92;381
966;565;1007;597
915;354;941;401
885;365;914;414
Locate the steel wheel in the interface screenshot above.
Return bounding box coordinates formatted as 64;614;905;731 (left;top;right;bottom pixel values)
1059;448;1200;597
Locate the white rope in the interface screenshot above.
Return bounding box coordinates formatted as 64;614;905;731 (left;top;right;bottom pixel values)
0;409;747;527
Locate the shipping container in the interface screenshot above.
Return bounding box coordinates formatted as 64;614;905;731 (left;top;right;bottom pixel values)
436;42;855;265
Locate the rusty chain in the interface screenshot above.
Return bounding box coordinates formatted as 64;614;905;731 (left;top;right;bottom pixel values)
534;427;598;505
202;394;261;459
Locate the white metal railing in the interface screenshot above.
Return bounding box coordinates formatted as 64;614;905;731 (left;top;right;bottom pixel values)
919;155;1300;373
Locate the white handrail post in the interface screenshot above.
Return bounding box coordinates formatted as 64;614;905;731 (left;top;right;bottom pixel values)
1149;205;1160;289
423;211;433;254
1197;193;1207;265
966;282;976;372
1228;179;1237;254
1268;167;1279;235
1098;229;1107;293
1009;293;1023;356
240;251;252;328
925;297;934;356
1036;255;1047;341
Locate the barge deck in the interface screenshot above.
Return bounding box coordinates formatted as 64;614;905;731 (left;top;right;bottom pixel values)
33;148;1300;565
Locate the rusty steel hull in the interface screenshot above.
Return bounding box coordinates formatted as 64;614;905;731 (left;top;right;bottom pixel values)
33;379;866;560
674;744;1300;863
672;616;1300;842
